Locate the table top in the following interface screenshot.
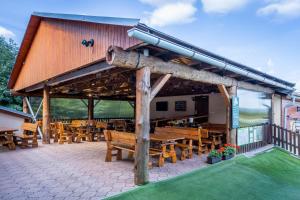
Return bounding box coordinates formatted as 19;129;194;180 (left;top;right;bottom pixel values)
150;133;185;142
0;127;18;133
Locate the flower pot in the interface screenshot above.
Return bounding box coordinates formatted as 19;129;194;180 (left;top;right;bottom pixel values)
207;156;221;164
222;154;234;160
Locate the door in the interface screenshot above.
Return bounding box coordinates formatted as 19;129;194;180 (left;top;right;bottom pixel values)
194;96;209;123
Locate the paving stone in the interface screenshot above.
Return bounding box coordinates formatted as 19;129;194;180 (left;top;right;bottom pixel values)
0;141;211;199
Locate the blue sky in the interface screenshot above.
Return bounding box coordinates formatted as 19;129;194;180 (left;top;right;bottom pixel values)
1;0;300;90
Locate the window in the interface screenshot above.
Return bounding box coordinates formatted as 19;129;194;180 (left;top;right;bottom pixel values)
175;101;186;111
297;107;300;112
156;101;168;111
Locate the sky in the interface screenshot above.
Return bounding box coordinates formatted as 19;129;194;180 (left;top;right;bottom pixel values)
1;0;300;90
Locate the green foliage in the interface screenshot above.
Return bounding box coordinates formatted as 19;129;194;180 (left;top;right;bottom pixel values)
0;36;21;110
30;97;134;119
208;149;222;158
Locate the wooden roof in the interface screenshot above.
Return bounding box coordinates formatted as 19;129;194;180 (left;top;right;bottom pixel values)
8;12;141;90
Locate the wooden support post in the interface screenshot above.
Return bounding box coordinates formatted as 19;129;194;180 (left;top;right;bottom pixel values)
88;98;94;120
217;85;230;144
43;86;50;144
134;66;151;185
23;97;29;113
228;86;237;145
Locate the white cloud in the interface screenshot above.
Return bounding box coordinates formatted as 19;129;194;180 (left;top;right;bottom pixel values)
0;26;15;38
201;0;249;14
140;0;197;27
257;0;300;18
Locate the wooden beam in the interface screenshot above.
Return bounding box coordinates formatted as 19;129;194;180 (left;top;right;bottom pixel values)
24;62;114;92
42;86;50;144
88;98;94;120
134;66;151;185
106;46;274;94
150;74;172;101
217;84;230;107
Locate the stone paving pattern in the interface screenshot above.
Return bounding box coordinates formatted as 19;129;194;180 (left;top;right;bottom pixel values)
0;142;208;200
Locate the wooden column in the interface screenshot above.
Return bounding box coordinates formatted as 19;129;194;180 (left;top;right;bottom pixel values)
88;98;94;120
228;86;237;145
23;97;29;113
43;86;50;144
217;85;230;144
134;66;151;185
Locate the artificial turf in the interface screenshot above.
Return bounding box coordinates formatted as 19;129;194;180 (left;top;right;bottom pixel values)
106;148;300;200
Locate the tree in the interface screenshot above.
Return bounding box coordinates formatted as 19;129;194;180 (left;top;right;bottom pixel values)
0;36;21;110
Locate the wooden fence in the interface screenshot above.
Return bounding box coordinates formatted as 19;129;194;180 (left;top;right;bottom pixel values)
237;124;300;156
237;124;272;154
272;124;300;156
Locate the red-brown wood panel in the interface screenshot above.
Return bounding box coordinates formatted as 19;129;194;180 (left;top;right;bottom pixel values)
13;19;141;91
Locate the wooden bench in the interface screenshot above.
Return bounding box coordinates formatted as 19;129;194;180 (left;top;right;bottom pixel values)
14;123;38;148
104;130;164;167
155;127;208;159
56;122;73;144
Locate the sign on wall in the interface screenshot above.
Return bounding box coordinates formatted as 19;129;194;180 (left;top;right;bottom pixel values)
231;96;240;129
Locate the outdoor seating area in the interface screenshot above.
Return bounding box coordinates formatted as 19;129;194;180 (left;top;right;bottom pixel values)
0;139;209;200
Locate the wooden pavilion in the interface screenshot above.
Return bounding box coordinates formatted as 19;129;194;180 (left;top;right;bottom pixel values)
8;12;295;185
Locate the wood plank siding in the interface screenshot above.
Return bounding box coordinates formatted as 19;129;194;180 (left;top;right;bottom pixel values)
13;19;141;91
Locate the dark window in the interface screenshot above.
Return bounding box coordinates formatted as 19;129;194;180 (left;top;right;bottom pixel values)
175;101;187;111
297;107;300;112
156;101;168;111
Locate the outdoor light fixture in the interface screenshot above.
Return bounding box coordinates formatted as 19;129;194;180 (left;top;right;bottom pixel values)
81;39;94;47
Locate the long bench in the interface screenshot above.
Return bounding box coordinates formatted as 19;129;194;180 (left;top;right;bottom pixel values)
154;127;209;159
14;123;38;148
104;130;164;167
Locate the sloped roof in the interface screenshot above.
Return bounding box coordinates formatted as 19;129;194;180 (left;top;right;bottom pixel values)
0;106;32;119
8;12;140;89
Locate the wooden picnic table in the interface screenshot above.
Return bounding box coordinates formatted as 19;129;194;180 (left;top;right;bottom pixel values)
150;133;185;163
0;127;17;150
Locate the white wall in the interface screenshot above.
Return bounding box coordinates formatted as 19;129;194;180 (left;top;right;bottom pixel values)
0;113;25;134
273;94;282;126
150;93;226;124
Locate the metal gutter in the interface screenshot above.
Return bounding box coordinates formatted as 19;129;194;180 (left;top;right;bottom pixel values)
128;26;295;92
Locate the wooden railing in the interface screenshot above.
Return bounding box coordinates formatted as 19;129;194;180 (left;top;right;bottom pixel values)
237;124;272;154
39;117;135;123
272;124;300;156
237;124;300;156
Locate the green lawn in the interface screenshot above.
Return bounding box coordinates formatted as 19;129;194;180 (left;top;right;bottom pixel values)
107;149;300;200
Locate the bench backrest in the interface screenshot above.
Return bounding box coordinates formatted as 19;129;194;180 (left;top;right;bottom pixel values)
155;127;208;138
22;123;38;135
96;121;108;129
71;120;86;126
104;130;136;146
55;122;65;135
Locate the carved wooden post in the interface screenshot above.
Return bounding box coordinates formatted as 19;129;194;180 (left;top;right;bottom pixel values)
43;86;50;144
23;97;29;113
88;98;94;120
134;66;151;185
228;86;237;146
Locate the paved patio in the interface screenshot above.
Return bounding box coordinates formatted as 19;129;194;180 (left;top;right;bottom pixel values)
0;141;208;200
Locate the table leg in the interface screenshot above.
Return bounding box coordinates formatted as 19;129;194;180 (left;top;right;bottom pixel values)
170;144;177;163
188;139;193;159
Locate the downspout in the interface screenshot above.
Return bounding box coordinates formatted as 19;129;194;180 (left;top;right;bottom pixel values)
128;27;294;91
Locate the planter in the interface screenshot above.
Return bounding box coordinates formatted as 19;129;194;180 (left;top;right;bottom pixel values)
207;156;221;164
222;154;234;160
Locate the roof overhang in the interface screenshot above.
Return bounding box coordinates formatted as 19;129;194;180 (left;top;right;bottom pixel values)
8;12;140;90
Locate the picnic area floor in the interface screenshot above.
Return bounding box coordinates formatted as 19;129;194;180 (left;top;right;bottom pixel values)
107;148;300;200
0;141;208;200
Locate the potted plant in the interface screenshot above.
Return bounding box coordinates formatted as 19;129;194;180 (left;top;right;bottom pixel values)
222;144;239;160
207;149;222;164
